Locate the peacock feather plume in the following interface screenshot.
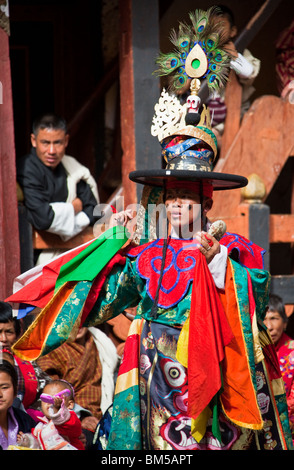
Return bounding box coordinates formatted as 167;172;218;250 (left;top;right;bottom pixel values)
155;6;231;95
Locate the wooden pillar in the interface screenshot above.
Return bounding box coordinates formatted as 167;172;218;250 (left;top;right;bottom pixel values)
118;0;160;208
248;203;270;271
0;27;20;297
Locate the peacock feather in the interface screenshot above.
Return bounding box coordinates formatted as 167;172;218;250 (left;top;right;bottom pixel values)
155;6;231;95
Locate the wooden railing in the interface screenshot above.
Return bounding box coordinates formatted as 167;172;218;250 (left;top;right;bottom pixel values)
32;185;123;250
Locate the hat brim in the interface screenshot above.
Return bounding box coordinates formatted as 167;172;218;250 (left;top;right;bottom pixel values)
129;169;248;191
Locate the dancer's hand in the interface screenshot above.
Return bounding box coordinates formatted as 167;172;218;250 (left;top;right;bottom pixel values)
109;209;134;228
194;231;220;264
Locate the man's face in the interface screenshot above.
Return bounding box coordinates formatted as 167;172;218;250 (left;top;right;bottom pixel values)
31;128;69;169
165;188;203;238
0;321;18;348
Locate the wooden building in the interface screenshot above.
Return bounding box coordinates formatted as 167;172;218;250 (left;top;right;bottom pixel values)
1;0;293;326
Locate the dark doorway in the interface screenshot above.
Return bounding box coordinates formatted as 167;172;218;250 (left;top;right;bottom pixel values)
9;0;112;191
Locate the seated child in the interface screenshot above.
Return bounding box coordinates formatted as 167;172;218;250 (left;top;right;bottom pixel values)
17;379;85;450
0;360;36;450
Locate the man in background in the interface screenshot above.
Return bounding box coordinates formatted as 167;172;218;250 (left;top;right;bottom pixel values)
17;113;99;264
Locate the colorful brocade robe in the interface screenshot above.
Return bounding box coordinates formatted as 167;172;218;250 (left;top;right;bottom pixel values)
11;231;293;450
83;236;292;450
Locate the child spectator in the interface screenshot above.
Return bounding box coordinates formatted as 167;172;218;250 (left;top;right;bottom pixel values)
17;379;85;450
0;301;50;416
0;360;36;450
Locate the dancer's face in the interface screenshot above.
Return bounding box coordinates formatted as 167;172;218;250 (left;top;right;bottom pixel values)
165;188;212;238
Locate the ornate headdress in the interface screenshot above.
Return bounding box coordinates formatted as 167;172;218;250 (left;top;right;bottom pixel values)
129;7;248;191
155;7;231;95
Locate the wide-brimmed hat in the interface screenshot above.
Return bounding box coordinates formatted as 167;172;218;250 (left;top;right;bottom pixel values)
129;96;248;191
129;7;248;192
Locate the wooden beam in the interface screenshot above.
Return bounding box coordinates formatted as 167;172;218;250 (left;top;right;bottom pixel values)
269;214;294;243
235;0;283;53
33;227;95;250
0;28;20;297
118;0;136;210
33;186;124;250
118;0;160;208
212;206;294;245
